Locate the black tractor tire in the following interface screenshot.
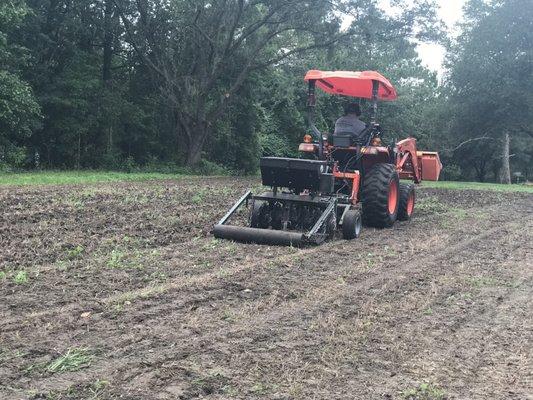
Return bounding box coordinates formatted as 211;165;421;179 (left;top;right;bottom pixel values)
342;210;362;240
250;200;268;228
362;163;400;228
398;182;415;221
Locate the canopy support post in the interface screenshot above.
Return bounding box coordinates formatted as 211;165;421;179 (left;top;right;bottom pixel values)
371;80;379;124
307;79;323;159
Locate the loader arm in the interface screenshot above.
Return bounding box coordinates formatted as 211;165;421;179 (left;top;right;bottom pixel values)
395;137;442;182
395;138;422;183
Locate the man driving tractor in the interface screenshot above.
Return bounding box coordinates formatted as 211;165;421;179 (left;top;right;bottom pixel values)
334;102;366;140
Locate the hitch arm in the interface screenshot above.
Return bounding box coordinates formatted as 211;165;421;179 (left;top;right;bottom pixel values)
216;190;252;225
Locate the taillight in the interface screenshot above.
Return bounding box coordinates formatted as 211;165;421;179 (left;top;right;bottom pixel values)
371;137;382;146
361;146;378;155
299;143;316;152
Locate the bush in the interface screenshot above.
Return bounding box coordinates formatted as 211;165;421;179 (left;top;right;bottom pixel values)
440;164;463;181
195;159;232;175
121;156;136;173
0;144;28;170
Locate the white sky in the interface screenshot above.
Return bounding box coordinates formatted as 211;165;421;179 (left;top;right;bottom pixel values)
416;0;465;75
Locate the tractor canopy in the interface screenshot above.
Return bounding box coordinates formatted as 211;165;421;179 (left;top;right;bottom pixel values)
304;70;397;100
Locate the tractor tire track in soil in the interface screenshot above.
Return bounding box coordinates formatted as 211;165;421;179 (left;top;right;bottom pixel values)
1;178;532;399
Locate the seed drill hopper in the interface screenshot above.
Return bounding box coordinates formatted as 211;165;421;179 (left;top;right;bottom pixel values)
214;70;442;246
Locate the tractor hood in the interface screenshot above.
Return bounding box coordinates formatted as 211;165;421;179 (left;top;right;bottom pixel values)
304;70;397;100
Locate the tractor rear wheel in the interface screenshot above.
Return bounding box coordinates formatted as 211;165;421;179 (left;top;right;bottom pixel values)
362;163;399;228
342;210;362;240
398;183;415;221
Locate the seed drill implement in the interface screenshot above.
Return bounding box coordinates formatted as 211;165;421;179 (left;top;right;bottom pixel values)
214;70;442;246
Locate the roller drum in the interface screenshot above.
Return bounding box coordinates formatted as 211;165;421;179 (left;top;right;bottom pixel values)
213;225;305;246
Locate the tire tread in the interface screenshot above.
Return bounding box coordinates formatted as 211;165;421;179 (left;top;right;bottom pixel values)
361;163;399;228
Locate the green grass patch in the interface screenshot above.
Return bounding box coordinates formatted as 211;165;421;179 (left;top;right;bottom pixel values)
0;171;185;186
106;249;126;269
401;383;446;399
467;276;519;288
421;180;533;193
46;348;93;373
13;270;28;284
105;248;143;270
66;245;85;260
250;382;277;395
191;188;210;204
415;196;450;214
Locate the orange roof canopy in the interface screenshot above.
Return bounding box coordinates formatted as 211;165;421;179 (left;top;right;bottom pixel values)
304;70;397;101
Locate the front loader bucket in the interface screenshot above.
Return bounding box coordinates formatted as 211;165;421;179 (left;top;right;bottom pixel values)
213;225;305;246
417;151;442;181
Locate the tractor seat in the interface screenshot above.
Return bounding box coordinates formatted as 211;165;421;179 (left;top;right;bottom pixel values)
332;132;354;147
332;131;369;147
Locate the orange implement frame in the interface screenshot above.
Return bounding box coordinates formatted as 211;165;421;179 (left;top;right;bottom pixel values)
332;166;360;205
395;138;442;182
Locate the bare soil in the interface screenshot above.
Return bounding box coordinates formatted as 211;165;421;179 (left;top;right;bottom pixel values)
1;177;532;400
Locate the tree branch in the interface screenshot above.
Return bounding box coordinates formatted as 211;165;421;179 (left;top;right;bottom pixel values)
250;32;348;70
445;132;500;153
112;0;165;80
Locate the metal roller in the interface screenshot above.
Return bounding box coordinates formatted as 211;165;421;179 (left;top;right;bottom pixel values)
213;225;305;246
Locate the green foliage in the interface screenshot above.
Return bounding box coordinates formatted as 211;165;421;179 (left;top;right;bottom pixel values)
0;0;41;168
196;159;233;176
442;0;533;182
0;71;40;137
4;0;529;182
0;0;448;173
440;164;463;181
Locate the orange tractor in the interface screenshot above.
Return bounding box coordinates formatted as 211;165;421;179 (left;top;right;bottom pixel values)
214;70;441;246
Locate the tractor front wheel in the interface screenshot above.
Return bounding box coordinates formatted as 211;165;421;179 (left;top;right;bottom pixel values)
398;183;415;221
362;163;400;228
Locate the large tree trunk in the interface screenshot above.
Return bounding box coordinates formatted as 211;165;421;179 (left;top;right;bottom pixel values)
186;138;204;167
102;0;114;158
474;160;487;182
499;132;511;184
184;122;209;167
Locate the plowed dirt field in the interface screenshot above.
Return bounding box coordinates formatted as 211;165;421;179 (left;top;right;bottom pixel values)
1;177;532;399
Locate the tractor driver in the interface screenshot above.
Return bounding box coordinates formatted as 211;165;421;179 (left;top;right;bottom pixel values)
334;102;366;140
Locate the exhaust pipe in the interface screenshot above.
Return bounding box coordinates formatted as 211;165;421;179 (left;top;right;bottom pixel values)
213;225;305;246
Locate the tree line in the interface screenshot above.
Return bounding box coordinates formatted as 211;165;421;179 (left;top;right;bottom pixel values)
0;0;531;181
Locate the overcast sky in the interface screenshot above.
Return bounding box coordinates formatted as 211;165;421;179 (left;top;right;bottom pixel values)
343;0;466;76
415;0;465;75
